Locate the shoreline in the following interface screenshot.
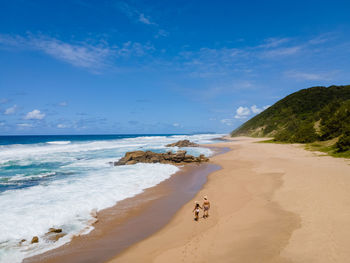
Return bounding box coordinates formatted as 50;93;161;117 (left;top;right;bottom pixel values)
109;137;350;263
25;146;227;263
25;137;350;263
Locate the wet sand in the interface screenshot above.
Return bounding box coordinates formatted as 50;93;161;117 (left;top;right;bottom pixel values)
110;137;350;263
25;147;226;263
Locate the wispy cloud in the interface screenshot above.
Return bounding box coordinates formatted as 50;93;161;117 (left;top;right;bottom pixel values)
139;13;155;25
0;33;156;72
116;1;156;25
115;1;168;38
4;105;17;115
155;29;169;38
17;123;33;128
284;70;334;81
308;32;336;45
259;37;291;48
259;45;302;58
176;33;344;81
117;41;155;57
0;34;113;70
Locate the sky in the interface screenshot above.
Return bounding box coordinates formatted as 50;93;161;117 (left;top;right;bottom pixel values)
0;0;350;135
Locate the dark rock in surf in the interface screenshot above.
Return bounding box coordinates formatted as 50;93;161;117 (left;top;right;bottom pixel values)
31;236;39;244
165;140;199;147
114;150;209;166
48;228;62;233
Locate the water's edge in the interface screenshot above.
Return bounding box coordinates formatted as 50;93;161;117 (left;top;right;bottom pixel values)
25;146;229;263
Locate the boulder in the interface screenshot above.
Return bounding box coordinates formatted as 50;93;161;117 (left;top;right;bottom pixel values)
114;150;209;166
31;236;39;244
48;228;62;233
166;140;199;147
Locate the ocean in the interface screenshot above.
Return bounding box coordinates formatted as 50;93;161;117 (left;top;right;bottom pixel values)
0;133;223;263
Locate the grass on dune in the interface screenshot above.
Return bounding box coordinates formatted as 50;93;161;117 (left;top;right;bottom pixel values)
256;138;350;159
305;139;350;158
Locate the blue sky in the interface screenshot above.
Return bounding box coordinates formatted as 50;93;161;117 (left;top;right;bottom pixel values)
1;0;350;135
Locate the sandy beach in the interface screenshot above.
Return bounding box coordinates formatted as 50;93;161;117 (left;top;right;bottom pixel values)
24;137;350;263
109;137;350;263
25;149;225;263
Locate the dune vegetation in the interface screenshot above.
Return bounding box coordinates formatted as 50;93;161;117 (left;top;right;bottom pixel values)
231;85;350;156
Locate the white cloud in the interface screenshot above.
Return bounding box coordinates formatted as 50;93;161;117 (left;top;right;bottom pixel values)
24;109;45;120
172;123;180;127
233;105;269;119
250;105;262;114
57;124;67;128
234;106;251;119
250;105;270;114
4;105;17;115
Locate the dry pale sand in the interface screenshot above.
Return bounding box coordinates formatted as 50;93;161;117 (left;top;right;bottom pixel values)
109;137;350;263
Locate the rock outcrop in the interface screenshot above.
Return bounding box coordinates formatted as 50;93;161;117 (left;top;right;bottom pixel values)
114;150;209;166
165;140;199;147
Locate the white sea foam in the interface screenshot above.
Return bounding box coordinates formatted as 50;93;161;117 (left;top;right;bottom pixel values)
7;172;56;182
46;141;71;145
0;134;225;262
0;163;179;262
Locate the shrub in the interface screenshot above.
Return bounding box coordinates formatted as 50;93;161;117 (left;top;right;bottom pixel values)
336;131;350;152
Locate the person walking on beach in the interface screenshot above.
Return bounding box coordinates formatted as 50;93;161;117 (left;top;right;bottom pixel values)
202;195;210;218
193;201;202;221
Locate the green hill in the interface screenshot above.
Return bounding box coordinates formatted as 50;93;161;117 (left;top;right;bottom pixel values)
231;85;350;154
